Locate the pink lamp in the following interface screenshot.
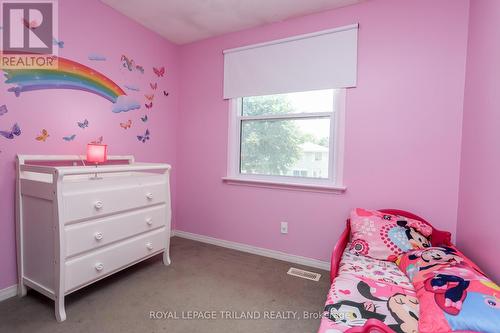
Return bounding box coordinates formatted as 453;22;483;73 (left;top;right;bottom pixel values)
86;143;107;179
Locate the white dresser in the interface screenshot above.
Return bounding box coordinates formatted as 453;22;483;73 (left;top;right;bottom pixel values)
15;155;172;322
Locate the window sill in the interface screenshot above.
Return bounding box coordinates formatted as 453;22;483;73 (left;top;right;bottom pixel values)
222;177;347;194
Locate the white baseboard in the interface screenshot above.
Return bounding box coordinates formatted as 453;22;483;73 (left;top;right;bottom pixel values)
0;284;17;302
173;230;330;271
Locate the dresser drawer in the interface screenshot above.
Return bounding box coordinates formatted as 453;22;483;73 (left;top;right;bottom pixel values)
62;181;168;223
64;228;166;292
64;205;167;257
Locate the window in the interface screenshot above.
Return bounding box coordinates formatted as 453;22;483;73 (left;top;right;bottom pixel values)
225;89;346;190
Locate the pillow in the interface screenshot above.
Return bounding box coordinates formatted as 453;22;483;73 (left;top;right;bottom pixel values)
398;247;500;333
349;208;432;261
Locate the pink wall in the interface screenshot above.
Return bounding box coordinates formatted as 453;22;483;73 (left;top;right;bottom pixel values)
175;0;470;261
0;0;179;290
457;0;500;281
2;0;489;293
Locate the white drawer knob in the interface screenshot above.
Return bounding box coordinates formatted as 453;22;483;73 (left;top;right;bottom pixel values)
146;242;153;251
146;192;154;200
146;217;153;226
94;232;103;241
94;201;104;210
95;263;104;272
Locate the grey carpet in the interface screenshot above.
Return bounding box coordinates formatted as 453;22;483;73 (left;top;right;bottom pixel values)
0;237;330;333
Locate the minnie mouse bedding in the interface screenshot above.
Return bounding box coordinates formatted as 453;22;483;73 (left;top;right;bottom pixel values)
317;209;499;333
318;247;419;333
398;247;500;333
349;208;432;261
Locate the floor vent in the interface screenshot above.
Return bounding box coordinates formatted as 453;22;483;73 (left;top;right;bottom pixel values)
287;267;321;281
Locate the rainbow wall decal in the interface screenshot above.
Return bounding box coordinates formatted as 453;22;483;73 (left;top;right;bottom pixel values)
3;57;126;103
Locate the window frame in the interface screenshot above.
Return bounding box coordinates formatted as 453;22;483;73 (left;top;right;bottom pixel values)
224;89;346;192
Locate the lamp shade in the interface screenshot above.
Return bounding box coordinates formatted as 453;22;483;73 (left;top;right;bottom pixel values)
86;144;107;164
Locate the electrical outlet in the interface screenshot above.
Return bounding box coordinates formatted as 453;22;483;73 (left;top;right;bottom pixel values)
280;221;288;234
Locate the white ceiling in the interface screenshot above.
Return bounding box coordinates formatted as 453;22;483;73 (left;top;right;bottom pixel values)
101;0;362;44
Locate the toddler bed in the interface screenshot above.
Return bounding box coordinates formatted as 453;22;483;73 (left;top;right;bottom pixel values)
318;209;499;333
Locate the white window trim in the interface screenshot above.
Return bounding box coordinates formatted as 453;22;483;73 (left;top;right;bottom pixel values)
223;89;347;193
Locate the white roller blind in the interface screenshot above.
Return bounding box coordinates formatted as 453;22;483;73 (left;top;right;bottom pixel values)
223;24;358;99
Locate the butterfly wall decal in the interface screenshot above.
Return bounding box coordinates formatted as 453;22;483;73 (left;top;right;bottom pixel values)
135;65;144;74
121;55;144;74
62;134;76;141
150;83;157;90
0;104;8;116
153;67;165;77
121;55;135;71
141;115;148;122
53;38;64;48
163;91;169;97
77;119;89;129
120;119;132;129
91;136;103;144
145;102;153;109
145;94;154;101
0;123;21;139
35;129;50;142
137;129;150;143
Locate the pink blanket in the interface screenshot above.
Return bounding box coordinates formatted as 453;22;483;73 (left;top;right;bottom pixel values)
318;248;418;333
398;246;500;333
